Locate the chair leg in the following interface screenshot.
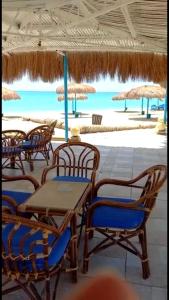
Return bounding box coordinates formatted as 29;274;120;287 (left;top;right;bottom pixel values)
45;278;50;300
29;282;41;300
18;155;25;175
83;229;90;273
139;227;150;279
52;270;61;300
27;152;34;171
70;236;78;283
88;230;94;239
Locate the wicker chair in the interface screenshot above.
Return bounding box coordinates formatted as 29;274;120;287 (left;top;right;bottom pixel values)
41;141;100;187
21;125;52;171
83;165;167;279
2;173;40;217
2;210;77;299
41;141;100;242
47;120;57;156
2;130;26;175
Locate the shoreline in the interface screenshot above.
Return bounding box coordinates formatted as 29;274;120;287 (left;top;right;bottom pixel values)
2;109;163;136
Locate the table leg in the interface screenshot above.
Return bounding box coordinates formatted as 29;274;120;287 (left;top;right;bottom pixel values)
70;213;78;283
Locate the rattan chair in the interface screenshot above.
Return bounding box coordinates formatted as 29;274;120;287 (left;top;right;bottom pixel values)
2;174;40;217
21;125;52;171
83;165;167;279
41;141;100;242
41;141;100;187
2;130;26;174
47;120;57;156
2;210;77;299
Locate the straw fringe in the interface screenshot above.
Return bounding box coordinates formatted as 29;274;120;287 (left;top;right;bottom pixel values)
2;51;167;83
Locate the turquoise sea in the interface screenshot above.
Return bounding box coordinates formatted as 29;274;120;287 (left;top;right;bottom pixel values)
2;91;161;114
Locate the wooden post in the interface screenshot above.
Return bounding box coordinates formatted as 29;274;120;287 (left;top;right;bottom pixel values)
63;54;68;141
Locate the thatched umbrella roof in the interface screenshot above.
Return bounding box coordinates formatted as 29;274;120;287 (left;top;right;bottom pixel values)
2;87;21;100
58;94;88;101
56;83;94;114
125;85;166;99
112;91;140;100
2;1;167;83
112;91;140;111
56;83;96;94
125;85;166;118
2;51;167;84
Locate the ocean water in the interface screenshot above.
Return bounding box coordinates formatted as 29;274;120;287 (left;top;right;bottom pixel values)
2;91;161;114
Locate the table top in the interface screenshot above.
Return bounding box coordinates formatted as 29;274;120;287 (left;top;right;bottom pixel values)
18;180;91;213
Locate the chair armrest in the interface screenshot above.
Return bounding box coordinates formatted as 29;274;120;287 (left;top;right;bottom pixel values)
41;164;59;184
58;210;75;233
2;195;17;214
94;178;144;194
2;174;40;190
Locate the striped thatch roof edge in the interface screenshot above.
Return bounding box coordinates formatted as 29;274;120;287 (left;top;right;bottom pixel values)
2;51;167;83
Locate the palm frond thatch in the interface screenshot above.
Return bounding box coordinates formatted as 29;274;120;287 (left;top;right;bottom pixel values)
58;94;88;101
2;51;167;84
2;87;21;100
126;85;166;99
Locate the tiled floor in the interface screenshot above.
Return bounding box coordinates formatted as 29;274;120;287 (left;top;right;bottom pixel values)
2;129;167;299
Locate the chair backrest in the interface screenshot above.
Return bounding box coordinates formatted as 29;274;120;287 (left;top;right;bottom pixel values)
137;165;167;212
52;141;100;181
26;125;51;145
2;130;26;147
2;212;61;280
49;120;57;135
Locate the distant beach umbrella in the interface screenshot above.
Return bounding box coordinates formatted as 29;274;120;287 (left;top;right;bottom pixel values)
56;83;96;114
112;91;139;111
57;93;88;101
125;85;165;118
58;93;88;113
2;87;21;101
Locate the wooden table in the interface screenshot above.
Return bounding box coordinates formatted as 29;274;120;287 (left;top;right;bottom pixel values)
18;180;91;216
19;180;91;243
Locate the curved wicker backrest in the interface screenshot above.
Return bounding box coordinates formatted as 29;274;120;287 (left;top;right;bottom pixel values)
49;120;57;134
52;141;100;181
135;164;167;211
2;130;26;147
26;125;51;146
2;212;61;280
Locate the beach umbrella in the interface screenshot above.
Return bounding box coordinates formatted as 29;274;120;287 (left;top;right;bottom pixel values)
2;87;21;100
57;93;88;113
125;85;165;118
112;91;139;111
56;83;96;114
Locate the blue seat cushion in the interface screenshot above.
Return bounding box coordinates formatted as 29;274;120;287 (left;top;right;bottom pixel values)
2;147;22;154
21;140;38;149
53;176;91;183
2;190;32;217
91;196;145;229
2;224;71;272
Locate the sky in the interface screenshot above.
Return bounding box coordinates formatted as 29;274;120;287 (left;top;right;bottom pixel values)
2;74;156;92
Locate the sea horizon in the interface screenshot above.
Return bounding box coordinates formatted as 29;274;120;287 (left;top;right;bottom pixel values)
2;90;162;115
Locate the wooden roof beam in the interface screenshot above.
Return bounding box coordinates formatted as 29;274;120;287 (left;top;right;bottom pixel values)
121;5;136;39
2;0;75;10
57;0;139;29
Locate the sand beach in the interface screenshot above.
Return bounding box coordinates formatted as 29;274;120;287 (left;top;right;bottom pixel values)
2;108;164;130
2;108;165;147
